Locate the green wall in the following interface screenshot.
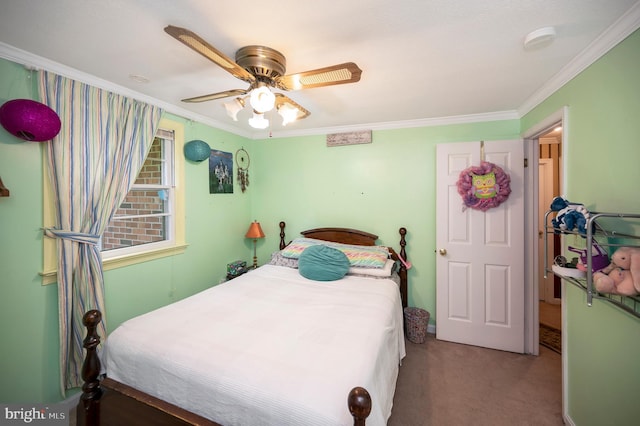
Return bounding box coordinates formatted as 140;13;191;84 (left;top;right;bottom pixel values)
522;28;640;425
249;122;520;312
0;59;252;402
103;117;252;330
1;26;639;426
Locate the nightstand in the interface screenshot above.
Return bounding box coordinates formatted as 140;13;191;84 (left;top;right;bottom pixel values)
226;260;249;281
227;260;249;281
226;267;249;281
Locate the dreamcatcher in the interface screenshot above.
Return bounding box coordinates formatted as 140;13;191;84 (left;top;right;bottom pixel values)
236;147;250;193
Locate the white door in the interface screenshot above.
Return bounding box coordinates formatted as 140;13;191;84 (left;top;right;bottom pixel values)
436;140;525;353
538;158;559;303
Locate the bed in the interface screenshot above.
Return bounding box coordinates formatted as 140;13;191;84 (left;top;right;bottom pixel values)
77;223;409;426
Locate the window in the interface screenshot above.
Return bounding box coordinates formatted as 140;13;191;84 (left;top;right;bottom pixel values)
101;130;174;257
42;118;186;284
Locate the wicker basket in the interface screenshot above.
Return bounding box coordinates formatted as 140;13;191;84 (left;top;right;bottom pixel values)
404;307;430;344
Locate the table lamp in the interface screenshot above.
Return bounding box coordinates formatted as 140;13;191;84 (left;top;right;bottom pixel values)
245;221;265;268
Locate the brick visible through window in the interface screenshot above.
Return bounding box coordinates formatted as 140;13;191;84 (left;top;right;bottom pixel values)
102;135;172;252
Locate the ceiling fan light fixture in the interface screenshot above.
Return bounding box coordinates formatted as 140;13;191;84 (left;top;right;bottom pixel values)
248;112;269;129
249;85;276;113
223;97;245;121
277;103;299;126
165;26;360;129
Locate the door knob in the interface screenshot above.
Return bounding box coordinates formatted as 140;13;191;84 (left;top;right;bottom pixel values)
439;248;447;256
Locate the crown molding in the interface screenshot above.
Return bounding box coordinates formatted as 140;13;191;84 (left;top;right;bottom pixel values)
0;42;253;139
518;1;640;116
0;42;538;141
263;110;520;139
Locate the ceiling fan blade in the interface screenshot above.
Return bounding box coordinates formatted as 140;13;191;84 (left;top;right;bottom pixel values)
181;89;248;103
274;93;310;120
276;62;362;91
164;25;255;84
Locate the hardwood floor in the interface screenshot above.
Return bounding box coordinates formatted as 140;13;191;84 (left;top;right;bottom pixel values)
539;301;561;330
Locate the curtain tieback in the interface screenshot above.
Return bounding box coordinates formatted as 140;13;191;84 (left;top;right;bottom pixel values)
44;228;100;245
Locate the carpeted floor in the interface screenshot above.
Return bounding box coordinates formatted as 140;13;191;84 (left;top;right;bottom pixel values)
388;335;563;426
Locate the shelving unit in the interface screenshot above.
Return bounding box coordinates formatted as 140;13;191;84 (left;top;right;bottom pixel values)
544;210;640;319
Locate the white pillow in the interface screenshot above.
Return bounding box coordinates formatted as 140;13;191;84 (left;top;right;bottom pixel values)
348;259;395;278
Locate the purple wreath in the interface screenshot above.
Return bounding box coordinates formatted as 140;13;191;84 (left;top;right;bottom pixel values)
457;161;511;211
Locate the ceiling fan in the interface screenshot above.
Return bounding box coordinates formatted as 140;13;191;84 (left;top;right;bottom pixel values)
164;25;362;128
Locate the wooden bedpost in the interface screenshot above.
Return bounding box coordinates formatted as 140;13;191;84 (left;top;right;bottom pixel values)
399;227;407;262
77;310;102;426
348;387;371;426
398;227;408;308
279;221;286;250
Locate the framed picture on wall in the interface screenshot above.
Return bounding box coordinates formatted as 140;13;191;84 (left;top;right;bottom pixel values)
209;149;233;194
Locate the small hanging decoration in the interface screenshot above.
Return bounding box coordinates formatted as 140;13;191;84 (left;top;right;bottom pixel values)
184;139;211;162
457;161;511;211
235;147;250;193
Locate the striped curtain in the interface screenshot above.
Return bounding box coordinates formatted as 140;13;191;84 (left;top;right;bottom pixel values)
38;71;163;395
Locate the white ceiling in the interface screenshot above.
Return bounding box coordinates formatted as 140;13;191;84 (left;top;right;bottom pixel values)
1;0;639;138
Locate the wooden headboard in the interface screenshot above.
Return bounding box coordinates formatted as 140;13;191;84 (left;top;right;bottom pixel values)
301;227;379;246
277;222;409;308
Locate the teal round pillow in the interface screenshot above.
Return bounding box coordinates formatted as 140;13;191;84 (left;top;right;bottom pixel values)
298;245;350;281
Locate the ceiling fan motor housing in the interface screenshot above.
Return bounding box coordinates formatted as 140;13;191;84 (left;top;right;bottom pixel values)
236;45;287;82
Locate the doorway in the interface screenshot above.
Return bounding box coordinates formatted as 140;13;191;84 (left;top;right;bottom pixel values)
524;107;568;421
537;126;563;337
523;106;568;356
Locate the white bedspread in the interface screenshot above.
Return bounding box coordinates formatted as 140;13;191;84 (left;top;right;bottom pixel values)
104;264;406;426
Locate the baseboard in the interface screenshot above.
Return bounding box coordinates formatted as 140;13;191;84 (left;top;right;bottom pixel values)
427;324;436;334
62;391;80;412
563;413;576;426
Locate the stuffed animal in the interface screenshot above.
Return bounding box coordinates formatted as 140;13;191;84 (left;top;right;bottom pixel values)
593;246;640;296
610;246;640;294
594;267;636;296
550;197;590;235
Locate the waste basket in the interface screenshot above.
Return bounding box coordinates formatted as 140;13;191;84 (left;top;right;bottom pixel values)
404;307;430;344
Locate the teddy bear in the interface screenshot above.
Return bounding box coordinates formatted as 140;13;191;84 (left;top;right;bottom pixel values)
594;267;636;296
593;246;640;296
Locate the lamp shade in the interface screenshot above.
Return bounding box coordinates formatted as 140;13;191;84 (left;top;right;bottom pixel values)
278;103;299;126
248;112;269;129
184;139;211;162
0;99;61;142
249;85;275;113
223;98;244;121
245;221;265;239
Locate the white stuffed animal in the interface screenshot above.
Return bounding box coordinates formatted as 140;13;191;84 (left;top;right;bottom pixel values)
593;247;640;296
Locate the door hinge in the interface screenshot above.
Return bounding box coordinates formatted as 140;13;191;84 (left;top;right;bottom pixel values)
524;158;528;168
